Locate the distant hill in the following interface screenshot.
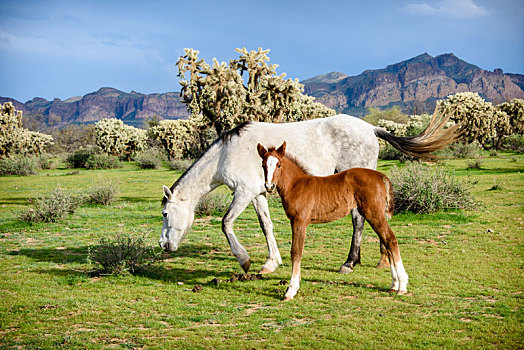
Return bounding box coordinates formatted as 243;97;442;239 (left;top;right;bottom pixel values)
0;88;189;128
303;53;524;116
2;53;523;127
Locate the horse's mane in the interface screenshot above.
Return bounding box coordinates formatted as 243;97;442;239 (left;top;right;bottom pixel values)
162;121;253;205
267;146;313;176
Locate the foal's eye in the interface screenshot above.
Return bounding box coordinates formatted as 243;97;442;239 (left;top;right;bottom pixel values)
277;164;281;168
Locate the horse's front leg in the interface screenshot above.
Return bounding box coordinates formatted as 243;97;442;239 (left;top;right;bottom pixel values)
252;194;282;274
222;190;254;273
284;219;307;301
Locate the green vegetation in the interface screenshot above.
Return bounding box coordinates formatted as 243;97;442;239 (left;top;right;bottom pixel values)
1;153;522;348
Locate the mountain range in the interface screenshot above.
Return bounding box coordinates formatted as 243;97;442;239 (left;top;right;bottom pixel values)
1;53;523;128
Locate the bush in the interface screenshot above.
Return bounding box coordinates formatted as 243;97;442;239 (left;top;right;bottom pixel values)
19;187;80;223
0;155;38;176
66;148;121;169
85;181;120;205
390;162;476;213
168;158;194;172
89;233;159;275
466;158;483;170
66;148;97;168
440;142;483;159
135;148;165;169
501;135;524;153
84;153;121;169
195;192;231;217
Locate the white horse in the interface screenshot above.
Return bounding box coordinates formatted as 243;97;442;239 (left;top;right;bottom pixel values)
161;111;456;274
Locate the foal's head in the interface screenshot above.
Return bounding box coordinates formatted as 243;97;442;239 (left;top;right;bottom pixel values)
257;141;286;193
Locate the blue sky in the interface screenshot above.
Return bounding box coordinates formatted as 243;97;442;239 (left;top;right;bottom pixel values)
1;0;523;102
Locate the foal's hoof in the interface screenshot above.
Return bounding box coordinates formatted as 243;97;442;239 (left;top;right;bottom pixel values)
241;259;251;273
338;265;354;274
375;260;390;269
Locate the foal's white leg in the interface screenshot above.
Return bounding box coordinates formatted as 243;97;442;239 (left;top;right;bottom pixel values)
394;258;409;294
389;257;408;294
222;191;254;273
252;194;282;274
284;264;301;301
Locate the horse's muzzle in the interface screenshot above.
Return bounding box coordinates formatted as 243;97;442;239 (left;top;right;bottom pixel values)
265;183;276;193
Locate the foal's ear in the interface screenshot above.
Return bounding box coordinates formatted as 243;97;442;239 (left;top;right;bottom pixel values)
277;141;286;156
257;143;267;158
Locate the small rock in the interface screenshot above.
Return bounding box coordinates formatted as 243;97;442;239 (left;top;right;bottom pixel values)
192;285;203;293
486;228;494;233
177;281;184;285
211;278;220;285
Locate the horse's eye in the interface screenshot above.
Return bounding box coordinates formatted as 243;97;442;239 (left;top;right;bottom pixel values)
162;212;168;218
277;164;281;168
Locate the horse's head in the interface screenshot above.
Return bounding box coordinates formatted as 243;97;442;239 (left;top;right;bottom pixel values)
160;185;195;252
257;141;286;194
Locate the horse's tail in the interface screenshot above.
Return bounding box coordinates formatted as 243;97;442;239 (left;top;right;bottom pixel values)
374;104;461;159
380;174;395;220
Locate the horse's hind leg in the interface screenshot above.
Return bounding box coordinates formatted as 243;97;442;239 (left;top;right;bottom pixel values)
222;190;254;273
338;208;364;273
252;194;282;274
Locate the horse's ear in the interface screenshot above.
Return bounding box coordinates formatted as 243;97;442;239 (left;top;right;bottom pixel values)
277;141;286;156
257;143;267;158
163;185;173;200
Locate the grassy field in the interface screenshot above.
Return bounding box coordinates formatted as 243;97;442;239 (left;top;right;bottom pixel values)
0;153;523;349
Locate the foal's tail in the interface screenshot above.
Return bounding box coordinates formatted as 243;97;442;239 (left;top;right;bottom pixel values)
380;174;395;220
374;104;461;159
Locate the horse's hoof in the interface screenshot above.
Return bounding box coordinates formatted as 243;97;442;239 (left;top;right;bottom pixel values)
259;267;274;274
241;259;251;273
397;290;408;296
388;288;398;294
283;296;293;301
375;261;390;269
338;265;353;274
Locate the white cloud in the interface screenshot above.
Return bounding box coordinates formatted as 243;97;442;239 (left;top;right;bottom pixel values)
402;0;491;19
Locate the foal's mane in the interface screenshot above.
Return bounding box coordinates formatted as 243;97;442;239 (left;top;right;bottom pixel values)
267;146;313;176
162;122;252;205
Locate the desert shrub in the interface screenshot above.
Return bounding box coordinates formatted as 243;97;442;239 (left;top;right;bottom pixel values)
89;233;159;275
501;135;524;153
84;153;121;169
390;162;476;213
36;154;55;170
0;155;38;176
168;158;194;172
440;141;483;159
85;181;120;205
466;158;483;170
19;187;80;223
195;192;231;217
134;148;165;169
66;148;121;169
66;148;97;168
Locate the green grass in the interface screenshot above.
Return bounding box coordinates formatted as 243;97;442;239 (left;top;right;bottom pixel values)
1;155;523;349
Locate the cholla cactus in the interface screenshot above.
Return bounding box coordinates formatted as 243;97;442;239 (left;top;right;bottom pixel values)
177;47;334;136
440;92;497;147
151;119;198;159
0;102;53;158
497;98;524;135
440;92;514;149
95;118;147;159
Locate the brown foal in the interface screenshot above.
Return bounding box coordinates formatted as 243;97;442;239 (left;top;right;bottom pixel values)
258;142;408;301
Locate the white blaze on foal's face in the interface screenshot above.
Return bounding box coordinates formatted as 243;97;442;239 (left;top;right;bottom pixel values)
265;156;280;191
